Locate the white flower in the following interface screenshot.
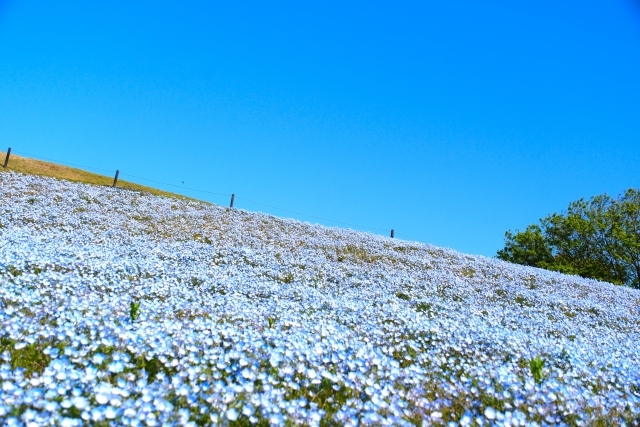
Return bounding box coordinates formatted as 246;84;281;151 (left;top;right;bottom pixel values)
72;397;89;410
104;406;117;419
60;418;76;427
484;407;497;420
108;361;124;373
95;393;109;405
226;408;238;421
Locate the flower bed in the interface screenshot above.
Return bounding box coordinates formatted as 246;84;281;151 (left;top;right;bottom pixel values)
1;172;638;426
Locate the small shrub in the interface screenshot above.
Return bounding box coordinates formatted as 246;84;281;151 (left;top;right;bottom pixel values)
525;277;538;289
586;307;600;317
279;272;294;283
336;245;379;263
529;356;545;384
12;342;51;375
267;317;277;328
416;302;432;312
137;355;164;382
0;337;63;377
461;267;476;278
7;265;23;277
193;233;213;244
514;295;533;307
190;277;204;287
130;300;141;322
396;292;411;301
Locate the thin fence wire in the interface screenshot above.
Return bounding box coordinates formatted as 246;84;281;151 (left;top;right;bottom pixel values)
119;172;231;198
7;148;424;242
236;196;390;233
11;150;116;174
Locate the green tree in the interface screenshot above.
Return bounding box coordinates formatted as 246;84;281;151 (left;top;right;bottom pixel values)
497;189;640;289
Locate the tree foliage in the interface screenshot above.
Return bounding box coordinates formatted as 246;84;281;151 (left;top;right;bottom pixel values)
497;189;640;289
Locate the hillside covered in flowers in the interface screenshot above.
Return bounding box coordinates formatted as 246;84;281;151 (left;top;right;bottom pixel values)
1;171;639;426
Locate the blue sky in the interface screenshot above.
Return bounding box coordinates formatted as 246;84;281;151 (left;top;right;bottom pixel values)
1;0;639;256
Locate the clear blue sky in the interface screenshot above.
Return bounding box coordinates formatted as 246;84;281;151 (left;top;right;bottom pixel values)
1;0;639;256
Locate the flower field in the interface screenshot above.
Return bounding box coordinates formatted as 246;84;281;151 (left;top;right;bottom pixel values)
1;172;639;426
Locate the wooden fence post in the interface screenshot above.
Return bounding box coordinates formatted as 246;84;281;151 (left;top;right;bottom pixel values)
390;229;395;238
112;170;119;188
3;148;11;168
230;194;235;208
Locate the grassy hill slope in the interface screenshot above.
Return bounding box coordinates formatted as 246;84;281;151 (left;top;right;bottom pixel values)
0;170;638;426
0;150;190;200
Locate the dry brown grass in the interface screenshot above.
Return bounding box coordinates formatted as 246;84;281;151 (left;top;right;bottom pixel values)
0;151;197;201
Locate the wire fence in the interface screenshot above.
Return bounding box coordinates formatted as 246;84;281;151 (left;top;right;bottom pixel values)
3;147;422;242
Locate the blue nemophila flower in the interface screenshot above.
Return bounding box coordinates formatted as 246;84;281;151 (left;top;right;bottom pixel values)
0;172;639;426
